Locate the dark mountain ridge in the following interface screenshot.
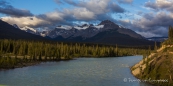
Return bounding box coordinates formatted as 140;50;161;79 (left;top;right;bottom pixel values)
0;20;49;41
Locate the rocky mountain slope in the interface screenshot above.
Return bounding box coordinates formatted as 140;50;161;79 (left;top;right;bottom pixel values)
43;20;144;39
0;20;49;41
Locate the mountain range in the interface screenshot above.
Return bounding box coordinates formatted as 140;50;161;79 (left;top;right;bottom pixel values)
0;19;154;46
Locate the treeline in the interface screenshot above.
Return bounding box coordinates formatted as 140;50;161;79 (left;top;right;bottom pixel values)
0;39;150;69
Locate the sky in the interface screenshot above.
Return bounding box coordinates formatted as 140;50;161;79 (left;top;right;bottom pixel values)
0;0;173;38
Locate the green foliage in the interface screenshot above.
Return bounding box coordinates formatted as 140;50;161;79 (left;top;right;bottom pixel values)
163;26;173;45
0;39;149;69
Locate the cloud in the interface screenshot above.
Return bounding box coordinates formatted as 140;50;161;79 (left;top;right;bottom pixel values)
0;0;33;17
72;8;95;20
1;0;127;32
136;31;162;38
63;0;110;14
63;0;125;14
54;0;63;4
118;19;132;28
127;12;173;37
2;16;49;28
145;0;173;12
38;11;64;22
63;0;78;6
110;2;125;13
134;12;173;28
36;0;125;26
117;0;133;4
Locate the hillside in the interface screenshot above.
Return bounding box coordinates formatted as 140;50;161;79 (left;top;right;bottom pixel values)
0;20;49;41
131;38;173;85
83;29;153;46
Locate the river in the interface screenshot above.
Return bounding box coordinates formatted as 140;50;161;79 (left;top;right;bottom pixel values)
0;56;152;86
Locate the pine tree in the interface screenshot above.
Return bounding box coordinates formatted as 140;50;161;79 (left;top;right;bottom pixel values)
154;41;157;51
169;26;173;41
148;45;151;55
115;44;118;56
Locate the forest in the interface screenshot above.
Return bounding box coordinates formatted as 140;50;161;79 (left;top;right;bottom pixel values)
0;39;153;69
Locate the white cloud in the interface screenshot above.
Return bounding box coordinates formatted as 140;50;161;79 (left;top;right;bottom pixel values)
45;11;64;21
145;0;173;12
2;16;49;28
78;0;110;14
136;31;161;38
73;8;95;20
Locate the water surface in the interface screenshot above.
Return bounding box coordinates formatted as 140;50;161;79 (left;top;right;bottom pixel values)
0;56;152;86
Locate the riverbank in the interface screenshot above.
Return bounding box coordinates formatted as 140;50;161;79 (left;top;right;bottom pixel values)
0;60;40;70
0;56;74;70
131;45;173;86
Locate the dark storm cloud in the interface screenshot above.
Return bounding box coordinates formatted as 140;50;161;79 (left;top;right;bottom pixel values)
0;0;33;17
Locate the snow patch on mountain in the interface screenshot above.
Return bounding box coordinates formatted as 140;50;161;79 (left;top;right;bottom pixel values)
40;33;46;37
119;25;122;28
74;25;89;30
13;24;20;29
93;25;104;29
21;26;37;33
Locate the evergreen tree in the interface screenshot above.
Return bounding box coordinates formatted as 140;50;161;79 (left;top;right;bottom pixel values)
115;44;118;56
169;26;173;41
154;41;157;51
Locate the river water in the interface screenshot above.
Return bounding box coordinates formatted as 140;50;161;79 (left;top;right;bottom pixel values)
0;56;152;86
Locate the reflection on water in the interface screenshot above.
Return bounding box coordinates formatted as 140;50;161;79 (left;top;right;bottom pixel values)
0;56;152;86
